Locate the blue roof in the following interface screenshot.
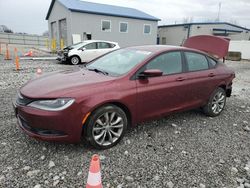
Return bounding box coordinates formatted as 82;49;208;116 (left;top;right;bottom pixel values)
46;0;160;21
158;22;250;31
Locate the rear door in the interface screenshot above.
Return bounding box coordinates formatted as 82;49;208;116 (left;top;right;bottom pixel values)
135;51;192;122
182;51;219;106
97;42;114;56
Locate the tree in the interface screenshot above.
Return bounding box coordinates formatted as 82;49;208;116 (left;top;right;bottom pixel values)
42;30;49;36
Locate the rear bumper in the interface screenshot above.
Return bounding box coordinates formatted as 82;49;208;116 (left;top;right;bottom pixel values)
13;102;83;143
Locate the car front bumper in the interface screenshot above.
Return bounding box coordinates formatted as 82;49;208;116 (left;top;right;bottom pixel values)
13;101;83;143
57;51;69;62
56;55;68;62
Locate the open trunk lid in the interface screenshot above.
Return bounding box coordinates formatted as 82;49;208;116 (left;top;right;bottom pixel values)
183;35;230;59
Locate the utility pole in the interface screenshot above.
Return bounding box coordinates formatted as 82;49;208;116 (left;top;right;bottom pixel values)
217;2;221;21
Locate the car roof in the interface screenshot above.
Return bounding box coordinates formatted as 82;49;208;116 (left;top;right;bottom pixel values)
127;45;207;55
83;40;118;44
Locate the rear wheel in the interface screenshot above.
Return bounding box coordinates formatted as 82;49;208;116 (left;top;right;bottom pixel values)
85;105;127;149
203;87;226;117
70;56;80;65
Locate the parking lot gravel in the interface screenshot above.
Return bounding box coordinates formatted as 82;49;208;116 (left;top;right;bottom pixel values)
0;53;249;188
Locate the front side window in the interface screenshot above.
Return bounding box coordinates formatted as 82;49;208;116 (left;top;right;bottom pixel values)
120;22;128;33
185;52;209;71
101;20;111;32
84;43;97;50
97;42;111;49
86;49;152;76
144;24;151;34
146;52;183;75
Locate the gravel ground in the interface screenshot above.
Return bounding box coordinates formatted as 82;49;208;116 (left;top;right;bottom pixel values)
0;52;250;188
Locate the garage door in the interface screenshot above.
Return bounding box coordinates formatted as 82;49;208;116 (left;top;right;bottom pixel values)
59;19;67;46
51;21;57;40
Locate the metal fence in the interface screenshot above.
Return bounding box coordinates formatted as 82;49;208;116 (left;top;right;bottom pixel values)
0;33;48;46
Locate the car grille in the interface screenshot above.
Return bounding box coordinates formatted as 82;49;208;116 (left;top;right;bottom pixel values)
63;52;68;57
16;93;33;106
18;116;66;136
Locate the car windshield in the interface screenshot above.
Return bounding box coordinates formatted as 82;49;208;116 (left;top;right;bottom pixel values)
86;49;152;76
68;42;88;50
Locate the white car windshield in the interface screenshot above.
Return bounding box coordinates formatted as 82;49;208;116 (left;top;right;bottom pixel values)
86;49;152;76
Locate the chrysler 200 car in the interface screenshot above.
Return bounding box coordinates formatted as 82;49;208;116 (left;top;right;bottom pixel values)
14;43;235;149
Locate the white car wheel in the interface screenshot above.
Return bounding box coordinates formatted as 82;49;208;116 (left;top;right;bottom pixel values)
70;56;80;65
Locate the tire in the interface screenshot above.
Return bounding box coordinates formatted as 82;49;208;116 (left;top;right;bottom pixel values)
85;105;127;149
203;87;226;117
70;56;81;65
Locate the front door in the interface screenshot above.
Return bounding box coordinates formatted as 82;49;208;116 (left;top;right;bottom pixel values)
135;51;190;122
80;42;98;62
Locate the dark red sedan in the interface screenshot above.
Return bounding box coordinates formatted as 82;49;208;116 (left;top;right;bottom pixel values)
14;45;235;149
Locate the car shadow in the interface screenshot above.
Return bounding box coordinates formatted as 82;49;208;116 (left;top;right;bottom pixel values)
22;108;206;153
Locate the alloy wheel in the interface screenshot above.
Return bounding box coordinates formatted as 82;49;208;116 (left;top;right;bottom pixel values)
92;111;124;146
211;91;226;114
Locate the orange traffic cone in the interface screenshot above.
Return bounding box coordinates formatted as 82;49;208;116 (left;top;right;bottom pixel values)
14;48;20;71
37;68;42;75
15;56;20;71
4;44;11;60
86;154;102;188
24;50;33;57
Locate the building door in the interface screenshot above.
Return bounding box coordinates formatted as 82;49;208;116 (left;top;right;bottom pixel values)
51;21;57;40
59;19;67;46
83;32;92;40
161;37;166;44
87;34;92;40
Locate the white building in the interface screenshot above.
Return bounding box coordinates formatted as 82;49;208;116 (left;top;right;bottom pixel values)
158;22;250;46
46;0;160;47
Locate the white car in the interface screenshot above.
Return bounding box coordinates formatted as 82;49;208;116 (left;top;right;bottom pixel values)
57;40;120;65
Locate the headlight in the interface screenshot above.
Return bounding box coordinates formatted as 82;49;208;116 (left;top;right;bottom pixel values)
28;98;75;111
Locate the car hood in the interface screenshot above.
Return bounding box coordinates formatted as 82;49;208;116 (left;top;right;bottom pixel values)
68;48;79;56
20;68;116;99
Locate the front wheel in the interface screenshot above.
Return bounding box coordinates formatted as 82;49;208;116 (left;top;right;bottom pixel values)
70;56;81;65
85;105;127;149
203;87;226;117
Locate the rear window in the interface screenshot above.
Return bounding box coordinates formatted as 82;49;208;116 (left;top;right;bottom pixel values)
185;52;209;71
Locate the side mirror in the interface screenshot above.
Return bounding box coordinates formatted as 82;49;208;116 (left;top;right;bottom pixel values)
138;69;163;78
80;47;86;51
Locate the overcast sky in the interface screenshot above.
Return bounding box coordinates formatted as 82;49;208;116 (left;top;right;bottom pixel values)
0;0;250;35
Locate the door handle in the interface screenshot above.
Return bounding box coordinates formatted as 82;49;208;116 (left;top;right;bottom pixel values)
208;73;215;77
176;77;185;81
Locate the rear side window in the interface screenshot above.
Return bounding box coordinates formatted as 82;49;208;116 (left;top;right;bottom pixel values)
185;52;209;71
85;43;97;50
146;51;183;75
110;43;116;48
208;57;217;67
97;42;111;49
